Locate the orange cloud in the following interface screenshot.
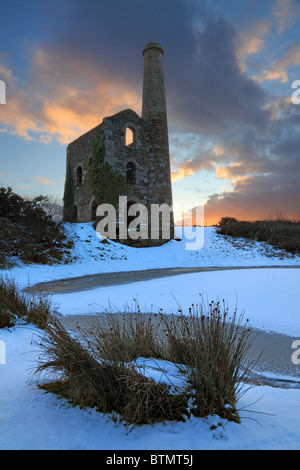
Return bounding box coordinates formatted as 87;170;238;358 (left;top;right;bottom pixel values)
237;19;270;57
215;162;255;183
254;44;300;83
255;70;289;83
35;176;56;185
171;166;195;182
216;163;241;180
0;50;142;145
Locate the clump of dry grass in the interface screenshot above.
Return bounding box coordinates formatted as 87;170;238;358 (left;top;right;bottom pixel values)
83;309;164;362
0;276;52;329
161;298;257;422
35;315;188;425
0;277;28;328
34;297;258;426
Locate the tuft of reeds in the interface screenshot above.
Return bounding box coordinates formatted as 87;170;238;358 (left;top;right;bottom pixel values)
0;276;53;329
82;309;165;363
160;298;257;422
34;298;258;425
35;315;188;425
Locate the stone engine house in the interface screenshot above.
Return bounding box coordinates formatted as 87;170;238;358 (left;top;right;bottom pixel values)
63;42;174;245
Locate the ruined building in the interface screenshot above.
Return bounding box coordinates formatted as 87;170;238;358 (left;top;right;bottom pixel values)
63;42;174;246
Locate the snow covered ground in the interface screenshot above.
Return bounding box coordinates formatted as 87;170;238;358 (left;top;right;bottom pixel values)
1;223;300;289
1;224;300;450
1;326;300;450
52;267;300;337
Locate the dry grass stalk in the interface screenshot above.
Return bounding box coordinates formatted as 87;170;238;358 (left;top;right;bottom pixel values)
34;298;258;425
0;276;52;329
35;315;188;425
160;298;257;421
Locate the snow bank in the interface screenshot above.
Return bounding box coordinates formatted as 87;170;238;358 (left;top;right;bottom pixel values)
0;327;300;450
1;224;300;289
1;224;300;450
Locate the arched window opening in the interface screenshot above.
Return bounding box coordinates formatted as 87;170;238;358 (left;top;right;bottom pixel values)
126;162;137;185
76;166;83;186
91;200;97;221
125;127;134;146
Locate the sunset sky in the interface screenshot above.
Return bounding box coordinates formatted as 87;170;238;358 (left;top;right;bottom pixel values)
0;0;300;225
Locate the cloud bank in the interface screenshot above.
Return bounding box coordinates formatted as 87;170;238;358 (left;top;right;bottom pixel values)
0;0;299;222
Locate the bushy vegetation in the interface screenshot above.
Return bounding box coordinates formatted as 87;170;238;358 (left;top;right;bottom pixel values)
1;279;257;426
35;300;257;426
161;301;255;422
217;216;300;254
36;315;188;426
87;136;128;208
0;276;53;329
0;187;73;266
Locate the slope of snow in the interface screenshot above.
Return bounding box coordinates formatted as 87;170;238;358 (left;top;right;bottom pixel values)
1;224;300;450
1;224;300;289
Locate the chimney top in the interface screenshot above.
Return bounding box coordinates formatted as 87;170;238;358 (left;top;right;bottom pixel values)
142;42;164;56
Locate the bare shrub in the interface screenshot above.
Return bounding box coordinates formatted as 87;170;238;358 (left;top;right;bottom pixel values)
35;315;188;425
217;216;300;254
160;299;257;422
0;187;73;266
83;309;164;362
34;298;258;425
0;276;53;329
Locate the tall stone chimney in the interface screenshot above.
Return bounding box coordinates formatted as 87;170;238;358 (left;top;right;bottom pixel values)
142;42;174;238
142;42;167;122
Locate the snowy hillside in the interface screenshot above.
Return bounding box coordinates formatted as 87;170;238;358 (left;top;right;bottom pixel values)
2;223;300;289
1;223;300;450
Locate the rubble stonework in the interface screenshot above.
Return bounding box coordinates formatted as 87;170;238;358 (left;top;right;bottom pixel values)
63;43;174;246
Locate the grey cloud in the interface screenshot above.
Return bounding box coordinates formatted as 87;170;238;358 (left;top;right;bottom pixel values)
205;170;300;222
33;1;270;135
167;17;270;134
3;0;299;221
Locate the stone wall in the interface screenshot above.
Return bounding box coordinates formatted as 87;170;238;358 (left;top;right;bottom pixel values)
64;42;174;245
